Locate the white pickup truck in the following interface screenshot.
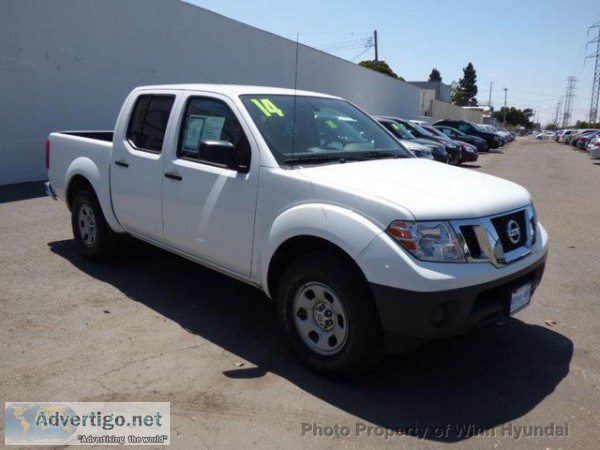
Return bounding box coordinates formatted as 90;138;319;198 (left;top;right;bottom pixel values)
46;84;548;377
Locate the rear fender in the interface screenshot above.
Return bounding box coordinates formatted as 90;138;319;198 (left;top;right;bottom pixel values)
65;157;125;233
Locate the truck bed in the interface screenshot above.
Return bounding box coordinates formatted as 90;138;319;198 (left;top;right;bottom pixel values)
56;131;114;142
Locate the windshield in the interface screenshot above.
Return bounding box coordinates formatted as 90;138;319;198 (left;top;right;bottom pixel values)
475;124;493;132
381;120;415;139
422;125;451;140
241;95;411;164
401;120;435;138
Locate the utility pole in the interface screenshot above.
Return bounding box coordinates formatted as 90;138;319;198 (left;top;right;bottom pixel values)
488;81;493;107
374;30;378;61
503;88;508;125
561;76;578;128
585;22;600;123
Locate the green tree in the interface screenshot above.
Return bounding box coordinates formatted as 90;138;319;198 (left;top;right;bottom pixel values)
358;60;405;81
457;62;478;106
493;107;534;128
575;120;600;129
428;68;442;82
450;81;465;105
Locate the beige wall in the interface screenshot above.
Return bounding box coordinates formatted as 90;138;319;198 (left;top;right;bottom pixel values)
419;89;436;117
431;100;483;123
1;0;421;184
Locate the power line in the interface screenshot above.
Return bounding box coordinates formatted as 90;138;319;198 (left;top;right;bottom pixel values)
315;37;372;52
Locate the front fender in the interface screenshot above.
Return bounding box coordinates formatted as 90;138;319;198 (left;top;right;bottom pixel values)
259;203;383;297
65;157;124;233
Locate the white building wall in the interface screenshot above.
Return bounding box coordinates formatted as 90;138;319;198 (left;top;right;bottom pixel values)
0;0;421;185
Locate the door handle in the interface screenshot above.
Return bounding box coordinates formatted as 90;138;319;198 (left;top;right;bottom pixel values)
114;160;129;168
164;172;183;181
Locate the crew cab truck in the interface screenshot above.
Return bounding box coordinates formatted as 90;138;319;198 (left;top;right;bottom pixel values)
46;85;548;378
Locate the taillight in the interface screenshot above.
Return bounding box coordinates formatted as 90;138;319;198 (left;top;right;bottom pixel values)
45;139;50;170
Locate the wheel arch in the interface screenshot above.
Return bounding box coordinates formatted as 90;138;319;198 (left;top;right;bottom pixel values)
64;157;124;233
260;204;384;299
268;235;374;301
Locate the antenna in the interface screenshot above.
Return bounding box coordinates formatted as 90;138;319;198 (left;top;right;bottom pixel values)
291;33;300;159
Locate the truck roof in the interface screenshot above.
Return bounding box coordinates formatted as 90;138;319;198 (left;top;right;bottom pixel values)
132;84;339;99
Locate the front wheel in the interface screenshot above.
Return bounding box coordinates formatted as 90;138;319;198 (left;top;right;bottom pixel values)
71;189;115;261
449;151;462;165
276;251;383;378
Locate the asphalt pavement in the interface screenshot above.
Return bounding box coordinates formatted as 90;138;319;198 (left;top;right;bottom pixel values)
0;137;598;449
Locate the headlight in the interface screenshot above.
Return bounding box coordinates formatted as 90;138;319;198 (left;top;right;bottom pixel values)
386;221;465;262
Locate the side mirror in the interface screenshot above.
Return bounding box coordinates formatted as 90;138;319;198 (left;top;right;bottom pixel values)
199;140;248;172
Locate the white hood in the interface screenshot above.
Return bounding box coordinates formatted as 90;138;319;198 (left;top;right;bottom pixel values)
303;159;531;220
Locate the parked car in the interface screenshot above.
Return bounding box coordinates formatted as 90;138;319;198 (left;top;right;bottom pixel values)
419;123;478;164
398;140;435;160
375;117;449;163
384;117;463;165
572;130;599;148
481;125;513;144
434;125;489;152
498;127;516;142
535;130;556;141
558;129;575;143
433;119;502;149
45;84;548;377
577;131;600;150
587;135;600;158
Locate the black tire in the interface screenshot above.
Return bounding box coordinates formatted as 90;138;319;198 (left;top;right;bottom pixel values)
449;151;462;165
276;250;383;378
71;189;115;261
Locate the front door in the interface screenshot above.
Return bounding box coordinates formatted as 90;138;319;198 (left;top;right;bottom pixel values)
161;94;258;277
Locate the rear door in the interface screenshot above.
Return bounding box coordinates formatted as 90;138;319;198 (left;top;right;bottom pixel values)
111;92;176;242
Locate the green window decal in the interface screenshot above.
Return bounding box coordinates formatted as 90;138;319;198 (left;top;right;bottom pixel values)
250;99;284;117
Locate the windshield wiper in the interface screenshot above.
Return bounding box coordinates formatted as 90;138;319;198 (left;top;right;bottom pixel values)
284;155;358;165
353;151;407;160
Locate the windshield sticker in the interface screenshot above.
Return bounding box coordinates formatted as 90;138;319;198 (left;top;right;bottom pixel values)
183;115;206;151
391;122;400;130
325;120;338;129
250;98;284;117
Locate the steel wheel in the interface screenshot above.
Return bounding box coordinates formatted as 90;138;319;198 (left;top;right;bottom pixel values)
292;282;349;355
77;204;97;247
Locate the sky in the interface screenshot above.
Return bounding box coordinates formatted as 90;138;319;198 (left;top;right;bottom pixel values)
187;0;600;126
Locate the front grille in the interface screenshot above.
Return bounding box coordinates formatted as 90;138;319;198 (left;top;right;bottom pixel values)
460;225;482;258
491;210;527;252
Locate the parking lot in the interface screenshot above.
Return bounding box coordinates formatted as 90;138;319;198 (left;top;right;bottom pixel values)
1;138;599;449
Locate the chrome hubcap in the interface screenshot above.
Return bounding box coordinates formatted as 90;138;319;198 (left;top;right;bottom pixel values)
78;204;96;247
293;282;348;355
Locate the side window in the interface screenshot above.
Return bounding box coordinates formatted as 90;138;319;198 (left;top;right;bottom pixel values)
178;97;250;168
458;124;469;133
127;95;175;153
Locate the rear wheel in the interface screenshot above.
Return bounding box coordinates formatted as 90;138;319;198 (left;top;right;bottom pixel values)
71;189;115;261
276;251;383;378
